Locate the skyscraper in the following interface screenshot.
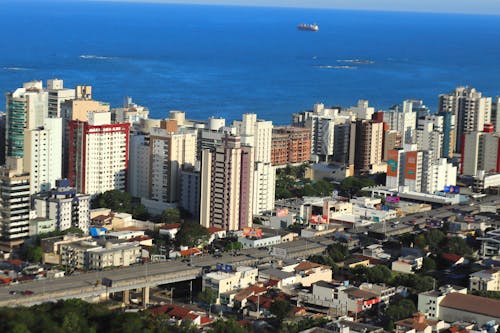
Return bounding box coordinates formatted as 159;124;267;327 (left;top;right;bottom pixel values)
354;120;383;174
200;135;254;231
149;121;197;203
23;118;63;194
47;79;75;118
5;81;48;158
68;112;130;196
0;157;30;251
439;86;492;152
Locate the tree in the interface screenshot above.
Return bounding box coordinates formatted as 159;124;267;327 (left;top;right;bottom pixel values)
161;208;181;224
197;288;217;305
209;319;251;333
326;243;350;262
421;257;436;272
96;190;131;212
175;221;210;247
132;204;149;220
339;177;375;198
21;244;43;263
270;299;292;322
367;265;393;283
443;237;472;256
225;241;243;253
385;299;416;321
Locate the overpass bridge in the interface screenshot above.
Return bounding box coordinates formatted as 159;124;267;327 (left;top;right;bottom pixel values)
0;237;329;307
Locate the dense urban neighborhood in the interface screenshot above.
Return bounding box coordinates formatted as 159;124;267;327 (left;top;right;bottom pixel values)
0;79;499;332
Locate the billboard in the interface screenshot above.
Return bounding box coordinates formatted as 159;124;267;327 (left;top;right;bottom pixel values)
387;150;400;177
276;208;289;217
242;227;263;238
386;196;400;203
405;151;418;180
443;185;460;193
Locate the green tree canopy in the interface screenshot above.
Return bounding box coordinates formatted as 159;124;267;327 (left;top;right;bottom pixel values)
175;221;210;248
385;299;416;321
161;208;181;224
197;287;217;305
270;299;293;322
96;190;132;212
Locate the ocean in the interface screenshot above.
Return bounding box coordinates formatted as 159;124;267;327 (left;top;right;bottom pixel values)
1;1;500;124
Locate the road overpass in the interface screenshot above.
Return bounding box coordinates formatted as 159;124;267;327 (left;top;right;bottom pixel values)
0;236;330;307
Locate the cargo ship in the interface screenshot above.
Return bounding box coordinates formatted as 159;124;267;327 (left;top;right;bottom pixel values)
297;23;319;32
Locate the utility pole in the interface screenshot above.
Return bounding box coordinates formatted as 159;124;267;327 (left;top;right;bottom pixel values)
170;287;175;304
257;294;260;318
189;280;193;304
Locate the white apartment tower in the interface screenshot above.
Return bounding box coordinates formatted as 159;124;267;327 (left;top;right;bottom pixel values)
47;79;76;118
439;86;492;152
416;115;444;159
149;122;197;203
23;118;63;194
233;113;275;215
33;179;91;234
68;112;130;196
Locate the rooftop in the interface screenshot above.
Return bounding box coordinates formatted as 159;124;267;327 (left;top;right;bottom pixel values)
440;292;500;318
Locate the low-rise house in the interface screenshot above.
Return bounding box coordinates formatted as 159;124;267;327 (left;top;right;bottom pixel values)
159;223;181;239
439;293;500;326
395;312;446;333
363;244;392;261
343;257;370;269
359;283;396;304
207;227;227;244
280;260;333;287
418;285;467;320
392;255;423;274
469;267;500;291
299;281;380;315
477;229;500;257
150;304;213;327
259;268;297;288
202;266;258;304
441;253;466;267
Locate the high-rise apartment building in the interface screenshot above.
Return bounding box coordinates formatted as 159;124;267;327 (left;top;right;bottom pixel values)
47;79;75;118
333;120;356;166
128;133;150;199
200;135;254;231
5;81;48;158
386;146;456;193
271;127;311;166
492;97;500;134
383;130;402;161
438;111;456;159
23;118;63;194
461;127;500;176
439;86;492;152
180;164;201;219
354;120;383;174
416;115;444;159
33;179;91;234
68;112;130;196
149;121;197;203
382;100;417;145
0;157;30;250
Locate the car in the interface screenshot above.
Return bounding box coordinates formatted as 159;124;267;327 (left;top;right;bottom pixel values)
22;290;34;296
9;290;17;295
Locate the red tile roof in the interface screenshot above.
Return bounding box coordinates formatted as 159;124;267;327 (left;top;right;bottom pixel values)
207;227;225;234
440;292;500;318
160;223;181;230
179;248;201;256
441;253;463;263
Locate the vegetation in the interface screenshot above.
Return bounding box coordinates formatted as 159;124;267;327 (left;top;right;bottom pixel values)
161;208;181;224
339;176;375;198
281;317;330;333
0;299;197;333
385;299;416;321
269;299;292;322
208;319;251;333
224;241;243;253
471;290;500;300
93;190;150;220
175;221;210;248
197;287;218;305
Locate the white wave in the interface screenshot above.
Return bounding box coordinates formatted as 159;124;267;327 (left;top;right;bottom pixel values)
2;66;30;71
337;59;374;64
315;65;357;69
79;54;112;60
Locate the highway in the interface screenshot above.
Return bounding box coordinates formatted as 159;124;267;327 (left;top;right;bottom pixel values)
0;236;329;307
0;194;498;307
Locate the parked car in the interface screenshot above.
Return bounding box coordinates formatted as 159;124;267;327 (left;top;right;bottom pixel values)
22;290;34;296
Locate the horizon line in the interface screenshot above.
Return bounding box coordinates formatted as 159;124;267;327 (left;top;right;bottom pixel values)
9;0;500;17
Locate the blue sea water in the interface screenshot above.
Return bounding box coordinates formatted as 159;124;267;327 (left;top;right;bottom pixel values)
1;1;500;124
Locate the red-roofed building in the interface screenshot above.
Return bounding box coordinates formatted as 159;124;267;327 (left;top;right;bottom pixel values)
207;227;227;243
441;253;465;266
179;248;202;257
159;223;181;239
150;304;213;327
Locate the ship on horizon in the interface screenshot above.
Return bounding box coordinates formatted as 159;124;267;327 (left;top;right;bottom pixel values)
297;23;319;32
